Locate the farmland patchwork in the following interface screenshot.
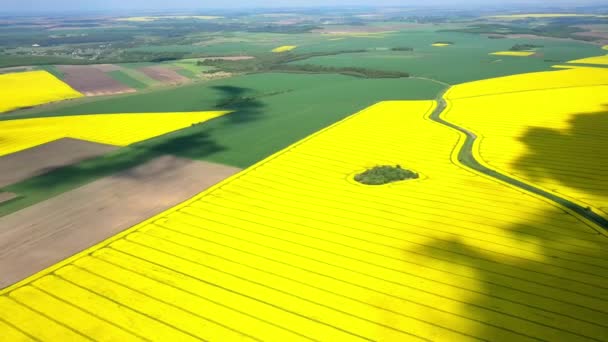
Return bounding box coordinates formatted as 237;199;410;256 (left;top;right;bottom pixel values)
1;100;607;340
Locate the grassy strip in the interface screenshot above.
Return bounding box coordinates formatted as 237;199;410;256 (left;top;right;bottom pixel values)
38;65;65;79
107;70;148;89
267;64;410;78
197;49;370;74
175;68;198;79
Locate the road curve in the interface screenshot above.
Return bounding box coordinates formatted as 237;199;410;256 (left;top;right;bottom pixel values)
429;95;608;233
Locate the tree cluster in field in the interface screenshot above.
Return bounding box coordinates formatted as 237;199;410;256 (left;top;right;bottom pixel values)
509;44;543;51
268;64;410;78
197;49;372;74
391;47;414;51
275;50;368;63
197;49;368;67
196;48;411;78
355;165;419;185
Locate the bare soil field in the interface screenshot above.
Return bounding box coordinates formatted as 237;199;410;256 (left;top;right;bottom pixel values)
0;138;118;188
0;155;241;289
0;193;16;204
574;25;608;43
139;65;190;85
91;64;123;72
574;32;608;44
57;65;136;96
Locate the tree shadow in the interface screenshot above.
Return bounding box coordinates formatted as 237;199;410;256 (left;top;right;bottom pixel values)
212;85;265;124
0;86;268;213
511;106;608;202
406;209;608;340
3;129;226;195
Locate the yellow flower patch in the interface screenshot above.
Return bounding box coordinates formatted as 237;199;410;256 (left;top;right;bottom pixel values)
0;70;83;113
0;111;229;157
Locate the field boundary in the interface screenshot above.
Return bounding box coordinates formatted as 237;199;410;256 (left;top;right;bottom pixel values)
5;96;606;296
0;103;382;295
430;89;608;235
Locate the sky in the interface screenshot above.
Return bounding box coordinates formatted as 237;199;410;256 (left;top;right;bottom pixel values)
2;0;604;12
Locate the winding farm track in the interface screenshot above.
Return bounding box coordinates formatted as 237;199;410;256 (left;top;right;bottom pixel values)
431;92;608;232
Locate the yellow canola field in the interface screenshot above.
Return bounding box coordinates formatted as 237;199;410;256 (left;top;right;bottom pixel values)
490;51;535;57
0;70;82;114
603;45;608;50
551;64;608;70
444;68;608;218
271;45;297;53
2;101;607;341
432;43;451;47
447;67;608;99
0;111;228;157
567;54;608;65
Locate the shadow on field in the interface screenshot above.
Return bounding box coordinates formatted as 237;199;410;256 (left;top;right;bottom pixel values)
407;208;608;340
212;85;265;124
3;130;225;194
511;105;608;202
0;88;268;213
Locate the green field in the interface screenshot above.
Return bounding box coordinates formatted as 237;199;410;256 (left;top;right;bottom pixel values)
125;30;605;84
290;32;605;84
0;72;444;216
0;55;88;68
107;70;149;89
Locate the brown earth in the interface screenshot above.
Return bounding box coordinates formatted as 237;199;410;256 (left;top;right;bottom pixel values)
0;155;241;289
0;138;118;188
139;66;189;85
57;65;136;96
574;25;608;43
91;64;123;72
0;193;16;204
574;32;608;44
